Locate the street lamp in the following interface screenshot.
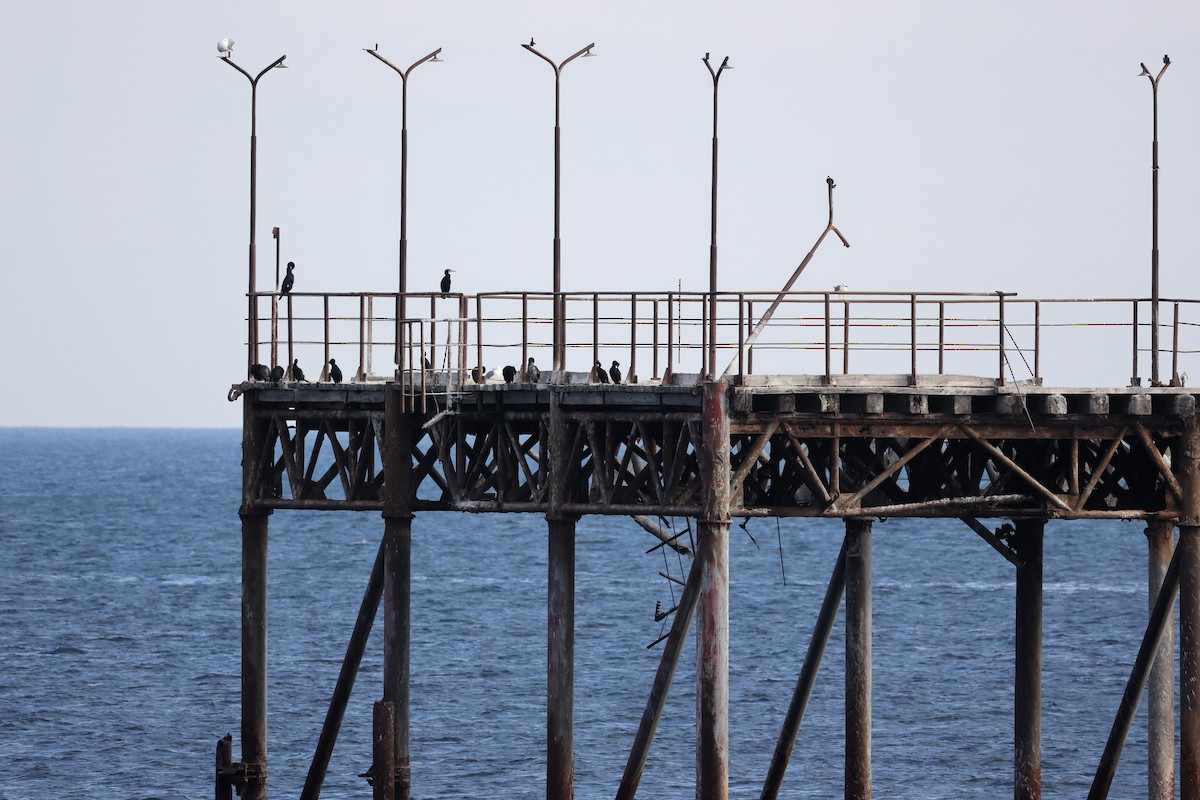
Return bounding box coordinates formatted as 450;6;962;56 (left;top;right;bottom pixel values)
1140;54;1169;385
366;45;443;373
219;40;287;377
703;53;731;379
522;39;596;373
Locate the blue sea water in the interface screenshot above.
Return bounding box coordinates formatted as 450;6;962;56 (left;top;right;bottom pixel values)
0;428;1178;798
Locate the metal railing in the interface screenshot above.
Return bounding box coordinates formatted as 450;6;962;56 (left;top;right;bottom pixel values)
246;290;1200;392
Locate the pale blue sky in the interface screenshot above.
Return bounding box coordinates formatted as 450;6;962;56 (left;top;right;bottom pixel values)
3;1;1200;427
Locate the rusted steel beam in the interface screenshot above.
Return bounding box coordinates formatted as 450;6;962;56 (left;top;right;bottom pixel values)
383;517;412;800
631;515;692;557
1147;521;1176;800
1133;423;1185;506
783;426;832;504
372;701;397;800
616;553;702;799
300;536;386;800
959;516;1024;568
240;511;269;800
546;389;576;800
1180;419;1200;799
1014;519;1043;800
845;518;872;800
960;425;1071;512
761;537;847;800
729;421;779;500
832;425;953;513
697;381;731;800
1088;525;1181;799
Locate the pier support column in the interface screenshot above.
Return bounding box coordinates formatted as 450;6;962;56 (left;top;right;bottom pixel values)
697;381;731;800
547;517;576;800
383;386;415;800
1014;519;1043;800
546;388;576;800
1181;419;1200;799
382;515;412;800
845;518;872;800
241;510;269;800
1146;519;1176;800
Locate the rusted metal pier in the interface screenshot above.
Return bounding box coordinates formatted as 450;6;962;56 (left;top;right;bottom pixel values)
216;288;1200;799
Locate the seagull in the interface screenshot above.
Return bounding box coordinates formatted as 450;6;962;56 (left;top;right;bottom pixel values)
502;365;517;383
834;283;849;292
280;262;295;297
269;365;284;382
609;360;622;384
250;363;271;381
218;38;234;59
291;359;306;382
526;357;540;383
329;359;343;384
594;360;610;384
440;268;454;294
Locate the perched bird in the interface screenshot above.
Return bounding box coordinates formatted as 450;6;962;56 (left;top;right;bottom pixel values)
502;365;517;383
529;38;536;47
329;359;343;384
609;360;622;385
269;365;285;382
826;176;836;188
280;261;295;297
471;365;485;384
250;363;271;381
291;359;306;382
834;283;849;292
218;38;234;58
526;357;540;383
484;367;496;380
1165;54;1171;66
423;353;433;370
440;269;454;294
594;360;610;384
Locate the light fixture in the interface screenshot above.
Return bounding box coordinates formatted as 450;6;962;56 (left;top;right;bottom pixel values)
218;38;234;58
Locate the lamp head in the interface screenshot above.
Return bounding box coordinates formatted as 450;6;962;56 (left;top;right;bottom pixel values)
218;38;234;58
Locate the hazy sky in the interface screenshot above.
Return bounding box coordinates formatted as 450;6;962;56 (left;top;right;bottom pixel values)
4;1;1200;427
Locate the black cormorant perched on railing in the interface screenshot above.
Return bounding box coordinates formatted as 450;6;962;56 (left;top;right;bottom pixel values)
525;357;540;383
609;360;622;384
594;360;609;384
250;363;271;382
291;359;306;382
440;269;454;294
280;262;295;297
329;359;343;384
503;365;517;383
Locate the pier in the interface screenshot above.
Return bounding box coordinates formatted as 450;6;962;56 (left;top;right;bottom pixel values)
218;286;1200;800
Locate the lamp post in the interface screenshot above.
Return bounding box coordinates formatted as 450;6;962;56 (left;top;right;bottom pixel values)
366;46;443;372
703;53;731;378
220;41;287;377
522;40;596;373
1140;54;1170;386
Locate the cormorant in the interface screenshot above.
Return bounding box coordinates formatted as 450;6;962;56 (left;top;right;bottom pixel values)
526;357;540;383
609;360;622;384
502;365;517;383
595;360;609;384
250;363;271;381
280;262;295;297
423;353;433;370
471;365;485;384
329;359;343;384
291;359;306;382
270;365;285;382
440;269;454;294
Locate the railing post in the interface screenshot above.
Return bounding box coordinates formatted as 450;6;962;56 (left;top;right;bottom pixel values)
286;294;295;380
823;293;832;384
843;298;851;375
395;294;403;379
359;295;368;381
323;296;331;381
368;295;375;377
593;293;600;377
629;294;637;383
997;292;1007;386
1034;300;1042;385
652;299;660;380
737;294;745;384
458;295;468;385
938;301;946;375
1173;301;1181;387
666;292;675;381
909;293;918;384
475;295;484;381
746;300;754;375
429;295;437;376
1132;301;1141;386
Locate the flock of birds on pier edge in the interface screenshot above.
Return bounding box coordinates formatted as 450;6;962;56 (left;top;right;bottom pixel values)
246;264;632;387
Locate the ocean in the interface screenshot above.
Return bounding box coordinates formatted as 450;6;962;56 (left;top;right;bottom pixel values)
0;428;1174;798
